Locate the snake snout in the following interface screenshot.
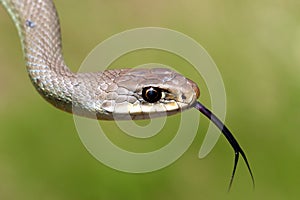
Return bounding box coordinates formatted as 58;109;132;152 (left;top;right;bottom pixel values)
186;78;200;99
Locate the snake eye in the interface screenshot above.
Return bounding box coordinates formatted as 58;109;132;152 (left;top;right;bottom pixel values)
142;87;162;103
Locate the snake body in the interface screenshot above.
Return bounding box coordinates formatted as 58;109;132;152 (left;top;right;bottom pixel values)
1;0;254;190
1;0;199;120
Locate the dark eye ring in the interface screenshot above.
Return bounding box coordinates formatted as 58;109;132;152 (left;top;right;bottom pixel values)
142;87;162;103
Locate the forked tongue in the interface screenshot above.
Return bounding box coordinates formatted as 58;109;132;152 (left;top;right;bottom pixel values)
194;101;254;191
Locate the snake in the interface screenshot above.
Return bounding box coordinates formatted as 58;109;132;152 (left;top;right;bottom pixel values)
0;0;254;189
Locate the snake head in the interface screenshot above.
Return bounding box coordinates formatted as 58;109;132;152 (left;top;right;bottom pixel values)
100;68;200;120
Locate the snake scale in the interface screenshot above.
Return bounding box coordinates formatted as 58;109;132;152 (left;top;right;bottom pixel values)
0;0;254;189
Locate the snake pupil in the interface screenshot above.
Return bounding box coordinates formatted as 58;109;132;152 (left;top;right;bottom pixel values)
142;87;162;103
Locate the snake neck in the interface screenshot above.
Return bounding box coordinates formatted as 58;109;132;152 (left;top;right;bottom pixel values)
1;0;70;72
1;0;130;118
1;0;77;109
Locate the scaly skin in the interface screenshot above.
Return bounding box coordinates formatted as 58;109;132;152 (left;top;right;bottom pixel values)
0;0;199;120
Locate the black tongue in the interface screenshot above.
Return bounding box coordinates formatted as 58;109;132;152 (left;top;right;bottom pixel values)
194;101;254;191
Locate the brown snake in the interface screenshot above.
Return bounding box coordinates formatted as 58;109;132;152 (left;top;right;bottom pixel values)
0;0;254;190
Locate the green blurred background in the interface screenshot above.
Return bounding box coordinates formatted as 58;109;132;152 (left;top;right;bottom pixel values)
1;0;300;199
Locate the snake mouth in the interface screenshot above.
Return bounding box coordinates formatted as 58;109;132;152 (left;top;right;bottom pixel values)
194;101;254;191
